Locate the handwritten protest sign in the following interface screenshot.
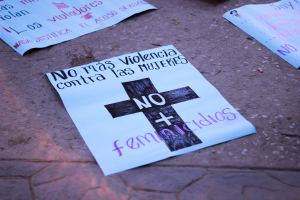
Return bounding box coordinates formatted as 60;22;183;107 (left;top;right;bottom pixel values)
0;0;156;55
46;45;256;175
223;0;300;69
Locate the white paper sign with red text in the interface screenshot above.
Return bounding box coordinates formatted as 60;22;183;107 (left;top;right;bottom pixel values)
0;0;156;55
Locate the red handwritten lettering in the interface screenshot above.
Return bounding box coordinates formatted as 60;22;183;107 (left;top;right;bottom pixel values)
47;1;103;22
255;12;284;24
20;0;38;5
13;39;33;49
95;11;117;24
276;28;300;41
119;1;148;11
267;18;300;31
36;29;72;42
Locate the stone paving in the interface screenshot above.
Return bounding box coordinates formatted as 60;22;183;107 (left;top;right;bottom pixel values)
0;0;300;199
1;161;300;199
0;161;300;200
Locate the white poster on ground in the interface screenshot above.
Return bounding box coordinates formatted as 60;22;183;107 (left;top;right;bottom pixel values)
223;0;300;69
0;0;156;55
46;45;256;175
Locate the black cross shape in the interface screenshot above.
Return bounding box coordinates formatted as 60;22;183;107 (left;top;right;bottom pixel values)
105;78;202;151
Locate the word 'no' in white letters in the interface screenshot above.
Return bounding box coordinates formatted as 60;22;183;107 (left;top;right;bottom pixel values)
132;93;166;110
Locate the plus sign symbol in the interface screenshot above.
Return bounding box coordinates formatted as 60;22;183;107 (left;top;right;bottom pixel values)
105;78;202;151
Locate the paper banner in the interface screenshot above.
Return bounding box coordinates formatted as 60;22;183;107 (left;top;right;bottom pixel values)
46;45;256;175
0;0;156;55
223;0;300;69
